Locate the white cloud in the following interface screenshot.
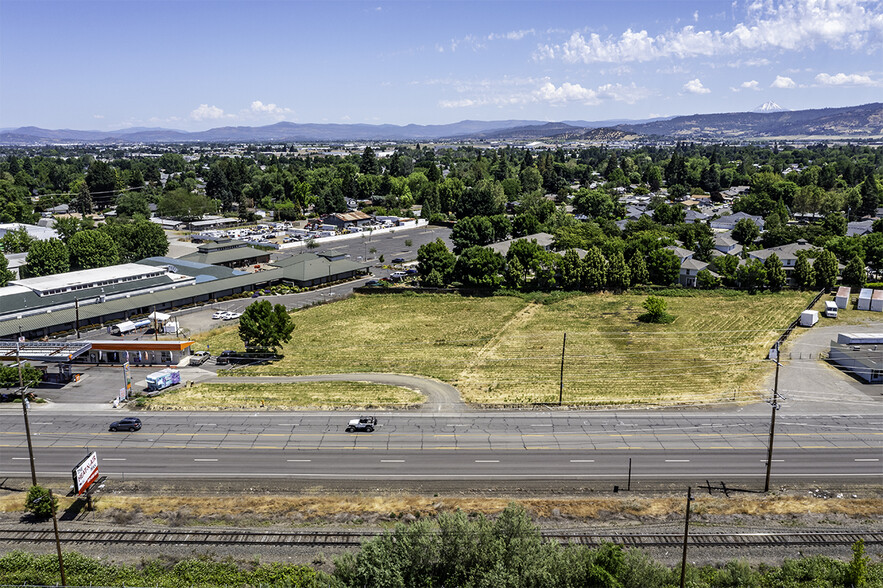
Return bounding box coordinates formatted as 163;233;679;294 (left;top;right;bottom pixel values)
741;80;760;89
771;75;797;88
250;100;292;115
683;78;711;94
190;104;227;120
815;72;876;85
92;114;104;119
488;29;535;41
693;10;700;22
535;0;883;63
438;79;650;108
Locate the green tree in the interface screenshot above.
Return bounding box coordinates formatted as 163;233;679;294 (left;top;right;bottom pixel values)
0;254;13;286
85;160;118;208
581;246;608;292
455;179;505;218
100;220;169;263
454;246;504;290
696;268;721;289
52;216;89;243
846;539;870;588
68;230;119;270
793;251;816;290
238;300;295;352
25;485;56;519
736;258;767;293
764;253;787;292
712;255;740;287
451;216;494;254
487;214;512;242
559;249;583;290
732;217;761;246
156;188;216;221
0;226;34;253
813;249;839;290
75;181;93;215
115;192;150;218
572;189;618;219
606;250;631;292
417;239;455;287
628;253;649;285
646;248;680;286
841;255;867;288
359;146;381;175
24;238;69;277
638;295;673;323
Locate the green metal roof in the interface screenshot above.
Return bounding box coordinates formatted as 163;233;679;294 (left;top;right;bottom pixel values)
179;247;271;266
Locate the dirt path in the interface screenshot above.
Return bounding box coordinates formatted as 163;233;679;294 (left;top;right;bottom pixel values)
454;302;538;400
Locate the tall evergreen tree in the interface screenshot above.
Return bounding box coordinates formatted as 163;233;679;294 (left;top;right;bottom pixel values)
764;253;787;292
793;251;816;290
841;255;867;288
628;252;649;285
606;250;631;292
813;249;839;290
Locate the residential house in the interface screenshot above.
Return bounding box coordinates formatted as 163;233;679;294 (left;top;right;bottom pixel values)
712;234;742;258
747;240;818;285
709;212;765;232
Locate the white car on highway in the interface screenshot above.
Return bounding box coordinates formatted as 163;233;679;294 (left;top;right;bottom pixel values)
222;311;242;321
212;311;226;319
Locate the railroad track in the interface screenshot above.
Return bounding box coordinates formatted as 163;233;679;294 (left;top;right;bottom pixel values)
1;529;879;548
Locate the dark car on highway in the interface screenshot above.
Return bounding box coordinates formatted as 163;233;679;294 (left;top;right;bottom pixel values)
392;257;405;264
109;417;141;432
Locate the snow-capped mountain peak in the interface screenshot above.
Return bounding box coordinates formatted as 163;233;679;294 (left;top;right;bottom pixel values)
753;101;788;113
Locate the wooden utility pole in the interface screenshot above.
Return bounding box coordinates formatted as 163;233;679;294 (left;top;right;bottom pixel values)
764;342;782;493
17;341;37;486
48;489;67;587
679;486;693;588
558;332;566;406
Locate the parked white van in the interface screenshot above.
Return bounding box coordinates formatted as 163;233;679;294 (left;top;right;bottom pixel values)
824;301;838;318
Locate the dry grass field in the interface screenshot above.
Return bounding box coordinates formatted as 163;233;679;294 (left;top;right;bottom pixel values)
145;382;423;411
196;291;816;406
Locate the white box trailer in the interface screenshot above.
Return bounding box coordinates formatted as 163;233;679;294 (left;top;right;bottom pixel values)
837;333;883;345
824;301;838;318
872;290;883;312
857;288;873;310
799;310;819;327
835;286;851;309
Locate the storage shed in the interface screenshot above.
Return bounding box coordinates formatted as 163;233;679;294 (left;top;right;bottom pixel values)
857;288;873;310
872;290;883;312
835;286;851;309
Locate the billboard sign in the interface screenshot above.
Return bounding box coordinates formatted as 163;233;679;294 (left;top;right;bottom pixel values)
72;452;99;495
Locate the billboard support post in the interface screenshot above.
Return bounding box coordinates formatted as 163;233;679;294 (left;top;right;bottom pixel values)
48;489;67;587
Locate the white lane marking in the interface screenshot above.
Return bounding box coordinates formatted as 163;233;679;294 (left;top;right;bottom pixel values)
286;459;311;462
195;423;216;426
33;422;53;425
475;460;500;463
102;458;126;461
194;458;218;462
570;460;595;463
11;457;30;460
531;424;553;427
760;460;785;463
446;424;469;427
665;459;690;463
381;460;405;463
278;424;298;427
854;458;880;462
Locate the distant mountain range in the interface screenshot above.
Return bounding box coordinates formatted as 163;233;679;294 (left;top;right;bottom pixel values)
1;103;880;145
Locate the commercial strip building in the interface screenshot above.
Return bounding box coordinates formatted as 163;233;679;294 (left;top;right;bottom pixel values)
0;252;368;340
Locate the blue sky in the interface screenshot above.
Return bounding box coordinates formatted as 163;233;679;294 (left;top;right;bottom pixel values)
2;0;882;131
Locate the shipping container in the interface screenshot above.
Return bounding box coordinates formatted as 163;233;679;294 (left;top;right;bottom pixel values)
857;288;873;311
835;286;851;309
872;290;883;312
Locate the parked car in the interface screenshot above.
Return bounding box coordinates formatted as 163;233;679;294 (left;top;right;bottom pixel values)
365;280;382;286
212;311;226;320
392;257;405;264
109;417;141;432
215;350;236;365
346;416;377;433
223;312;242;321
189;351;211;366
405;268;418;275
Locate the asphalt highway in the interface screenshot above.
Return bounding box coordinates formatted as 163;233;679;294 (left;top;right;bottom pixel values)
1;411;880;483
